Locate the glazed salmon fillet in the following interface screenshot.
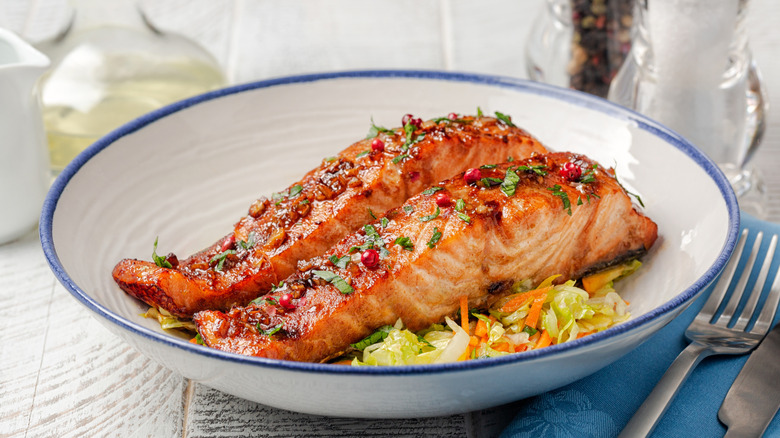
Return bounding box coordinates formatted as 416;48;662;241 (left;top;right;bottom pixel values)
112;114;547;317
193;151;658;362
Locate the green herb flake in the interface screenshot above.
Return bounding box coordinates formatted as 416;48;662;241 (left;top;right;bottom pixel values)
427;227;442;248
419;206;441;222
479;177;503;188
366;117;395;139
507;156;514;162
500;167;520;197
312;270;354;294
250;295;278;306
329;254;351;269
194;333;205;345
356;150;371;158
289;184;303;198
455;199;466;212
380;217;389;229
368;208;377;219
457;212;472;224
351;325;394;350
403;205;415;214
237;232;257;250
422;186;444;196
258;323;283;336
494;111;516;127
394;236;414;251
516;164;548;176
209;249;236;271
522;326;538;336
152;237;173;268
323;156;337;162
480;164;498;169
477;107;484;117
547;184;572;215
392;154;410;164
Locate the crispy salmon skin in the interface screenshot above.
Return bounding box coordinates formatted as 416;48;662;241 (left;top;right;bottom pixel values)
113;114;548;317
193;152;658;362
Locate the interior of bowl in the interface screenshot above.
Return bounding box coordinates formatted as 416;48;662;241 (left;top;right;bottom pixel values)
41;71;739;374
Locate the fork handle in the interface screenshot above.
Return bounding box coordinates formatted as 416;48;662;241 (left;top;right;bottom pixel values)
618;342;712;437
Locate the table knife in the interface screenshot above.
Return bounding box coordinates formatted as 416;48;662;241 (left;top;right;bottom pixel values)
718;323;780;437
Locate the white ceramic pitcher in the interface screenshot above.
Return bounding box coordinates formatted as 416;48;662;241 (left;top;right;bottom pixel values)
0;28;50;244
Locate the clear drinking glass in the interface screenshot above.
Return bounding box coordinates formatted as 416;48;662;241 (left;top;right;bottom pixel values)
608;0;768;215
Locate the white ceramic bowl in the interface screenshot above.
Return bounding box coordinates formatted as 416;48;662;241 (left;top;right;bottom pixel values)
41;71;739;418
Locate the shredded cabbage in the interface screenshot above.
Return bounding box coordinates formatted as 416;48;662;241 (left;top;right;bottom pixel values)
347;261;637;366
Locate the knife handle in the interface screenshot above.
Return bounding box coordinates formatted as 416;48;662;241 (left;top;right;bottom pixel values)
619;342;712;437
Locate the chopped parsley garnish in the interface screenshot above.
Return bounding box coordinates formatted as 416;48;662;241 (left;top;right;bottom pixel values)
289;184;303;198
422;186;444;195
479;177;503;187
403;205;415;214
356;150;371;158
507;156;514;162
194;333;205;345
494;111;516;127
394;236;414;251
522;326;538;336
547;184;572;215
579;164;598;184
152;237;172;268
237;232;257;250
431;116;471;124
351;325;394;350
312;270;354;294
258;323;283;336
380;217;389;228
366;117;395;139
457;212;472;224
401;124;426;151
368;208;377;219
455;199;466;211
500;167;520;197
329;254;351;269
323;156;337;162
392;154;409;164
480;164;497;169
427;227;442;248
477;107;484;117
516;164;548;176
349;224;389;258
210;249;236;271
419;206;441;222
250;296;278;306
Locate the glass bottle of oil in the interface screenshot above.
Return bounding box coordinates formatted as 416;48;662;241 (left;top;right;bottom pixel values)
37;0;226;176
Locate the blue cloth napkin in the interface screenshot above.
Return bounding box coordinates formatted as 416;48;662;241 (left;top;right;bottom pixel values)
501;211;780;438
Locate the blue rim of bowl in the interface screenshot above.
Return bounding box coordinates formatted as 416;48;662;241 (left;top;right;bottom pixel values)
40;69;740;376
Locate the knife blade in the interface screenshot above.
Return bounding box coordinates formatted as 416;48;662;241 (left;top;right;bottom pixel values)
719;323;780;437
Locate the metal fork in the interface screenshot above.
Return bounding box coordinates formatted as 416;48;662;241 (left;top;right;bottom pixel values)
619;228;780;437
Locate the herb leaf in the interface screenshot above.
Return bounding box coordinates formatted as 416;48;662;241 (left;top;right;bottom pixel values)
477;107;484;117
480;164;498;169
422;186;444;195
494;111;516;127
547;184;572;215
329;254;351;269
516;164;548;176
380;217;389;228
258;323;283;336
455;199;466;212
366;117;395;139
351;325;394;350
427;227;442;248
312;270;354;294
403;205;415;213
457;212;472;224
237;232;257;250
356;150;371;158
420;206;441;222
210;249;236;271
152;237;172;268
394;236;414;251
368;208;377;219
289;184;303;198
479;177;503;187
392;154;409;164
500;168;520;197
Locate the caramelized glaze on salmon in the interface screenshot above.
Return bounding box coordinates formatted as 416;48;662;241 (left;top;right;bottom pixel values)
193;152;658;362
113;115;548;317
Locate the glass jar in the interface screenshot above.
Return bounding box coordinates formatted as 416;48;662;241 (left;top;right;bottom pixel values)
525;0;634;98
37;0;227;176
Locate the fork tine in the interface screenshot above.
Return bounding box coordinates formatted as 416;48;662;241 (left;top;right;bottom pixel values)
733;234;778;331
716;231;763;325
696;229;749;322
751;237;780;335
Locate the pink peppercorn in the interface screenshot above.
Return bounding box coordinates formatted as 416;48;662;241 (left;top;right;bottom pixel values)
464;168;482;184
371;138;385;152
559;162;582;181
361;249;380;268
434;192;451;207
279;293;296;310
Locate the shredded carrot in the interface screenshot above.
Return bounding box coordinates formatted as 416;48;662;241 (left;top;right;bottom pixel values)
535;330;552;349
189;338;199;344
515;344;528;353
475;319;488;338
493;342;512;353
499;287;551;313
460;295;469;332
524;294;547;329
469;336;480;347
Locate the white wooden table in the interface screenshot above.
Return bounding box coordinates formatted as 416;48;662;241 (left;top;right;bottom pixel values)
2;1;780;436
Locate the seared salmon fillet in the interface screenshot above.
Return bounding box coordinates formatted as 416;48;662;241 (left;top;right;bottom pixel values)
113;114;547;317
193;152;658;362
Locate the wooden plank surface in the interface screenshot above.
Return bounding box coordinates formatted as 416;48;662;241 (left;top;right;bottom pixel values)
2;0;779;436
